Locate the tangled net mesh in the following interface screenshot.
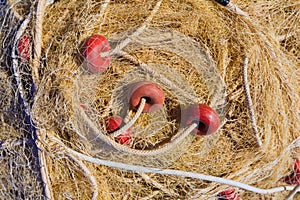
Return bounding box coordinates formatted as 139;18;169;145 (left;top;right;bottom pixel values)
0;0;299;199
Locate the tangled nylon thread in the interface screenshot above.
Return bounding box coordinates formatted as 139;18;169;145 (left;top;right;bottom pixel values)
73;27;227;167
1;1;299;199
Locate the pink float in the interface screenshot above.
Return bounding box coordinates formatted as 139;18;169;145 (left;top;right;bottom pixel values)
282;159;300;185
217;188;240;200
82;34;111;73
182;104;220;135
130;82;165;113
106;116;132;145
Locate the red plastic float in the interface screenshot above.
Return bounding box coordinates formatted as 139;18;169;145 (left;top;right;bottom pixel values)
17;34;30;61
182;104;220;135
82;34;111;73
130;81;165;113
282;159;300;185
106;116;132;145
217;188;240;200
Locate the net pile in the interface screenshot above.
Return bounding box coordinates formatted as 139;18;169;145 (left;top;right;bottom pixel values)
0;0;299;199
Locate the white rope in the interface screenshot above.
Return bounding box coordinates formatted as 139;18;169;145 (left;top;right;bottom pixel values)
50;138;295;195
32;0;47;84
78;102;198;156
112;98;146;137
242;57;262;147
285;184;300;200
36;139;54;200
67;154;98;200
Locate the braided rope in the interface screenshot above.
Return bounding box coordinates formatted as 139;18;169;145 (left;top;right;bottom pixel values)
77;101;197;156
242;57;262;147
32;0;46;84
112;98;146;137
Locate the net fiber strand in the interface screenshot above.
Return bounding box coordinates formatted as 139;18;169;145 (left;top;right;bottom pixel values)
0;0;299;199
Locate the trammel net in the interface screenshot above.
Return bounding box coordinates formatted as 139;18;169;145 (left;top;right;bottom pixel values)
0;0;299;199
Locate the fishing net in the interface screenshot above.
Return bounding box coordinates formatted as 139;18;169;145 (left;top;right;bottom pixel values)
73;27;227;167
0;0;299;199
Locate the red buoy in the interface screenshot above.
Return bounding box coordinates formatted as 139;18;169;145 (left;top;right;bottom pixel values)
17;34;30;61
82;34;111;73
182;104;220;135
217;188;240;200
106;116;132;145
130;82;165;113
282;159;300;185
